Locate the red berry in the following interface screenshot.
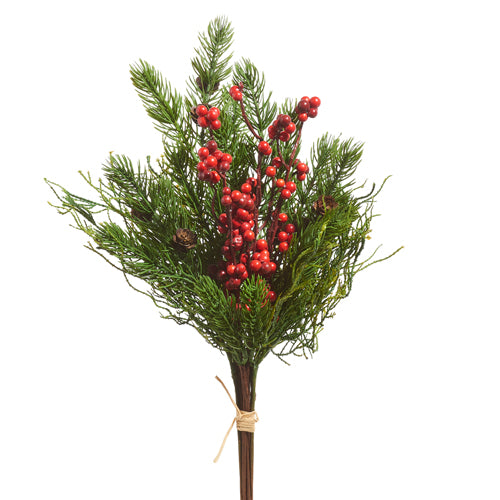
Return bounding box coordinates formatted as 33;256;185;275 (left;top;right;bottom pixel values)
210;119;222;130
222;187;231;196
285;122;296;134
297;173;307;181
279;131;290;142
297;162;309;173
256;239;268;251
206;140;218;153
258;141;270;154
301;96;310;102
219;161;231;172
227;264;236;275
268;125;278;139
261;261;273;274
241;183;252;194
211;171;221;184
221;195;232;206
276;178;285;188
249;260;262;272
232;91;243;101
197;116;209;128
265;166;276;177
278;212;288;222
196;105;208;116
235;263;246;275
307;108;318;118
297;99;310;113
245;198;255;210
243;230;255;242
267;290;277;302
278;114;291;127
229;85;239;96
205;155;217;168
236;208;251;221
278;231;289;242
252;252;261;261
213;150;223;160
279;241;289;252
232;235;244;249
285;223;296;233
297;113;308;122
272;157;282;167
222;153;232;163
285;181;296;193
207;107;220;120
231;190;242;202
197;162;207;172
198;147;209;159
259;250;270;261
281;189;292;199
310;96;321;108
268;262;277;273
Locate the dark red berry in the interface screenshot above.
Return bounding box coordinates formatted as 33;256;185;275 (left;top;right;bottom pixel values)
211;171;221;184
297;99;310;113
206;140;218;152
235;263;246;275
222;187;231;196
267;290;277;302
221;195;232;205
285;223;296;233
278;114;291;127
307;108;318;118
279;131;290;142
272;157;282;167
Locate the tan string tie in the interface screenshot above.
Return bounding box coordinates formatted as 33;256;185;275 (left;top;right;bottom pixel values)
213;375;259;463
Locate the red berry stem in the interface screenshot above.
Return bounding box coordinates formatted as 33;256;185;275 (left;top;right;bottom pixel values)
287;123;303;173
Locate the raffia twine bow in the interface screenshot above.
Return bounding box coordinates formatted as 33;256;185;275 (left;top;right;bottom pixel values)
213;375;259;463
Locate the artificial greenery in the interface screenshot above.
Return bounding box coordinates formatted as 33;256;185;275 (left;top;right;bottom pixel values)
46;17;399;369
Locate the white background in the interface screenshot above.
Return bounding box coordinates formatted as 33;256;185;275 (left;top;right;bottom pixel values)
1;1;499;499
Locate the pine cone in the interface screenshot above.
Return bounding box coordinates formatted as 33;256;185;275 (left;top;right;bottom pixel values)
172;228;197;252
131;208;153;222
196;76;220;93
312;195;338;216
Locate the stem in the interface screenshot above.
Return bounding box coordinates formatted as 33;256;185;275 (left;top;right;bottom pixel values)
230;361;258;500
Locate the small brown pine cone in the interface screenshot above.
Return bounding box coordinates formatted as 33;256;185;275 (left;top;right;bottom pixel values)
190;106;198;123
172;228;197;252
312;195;339;216
196;76;220;93
131;208;153;222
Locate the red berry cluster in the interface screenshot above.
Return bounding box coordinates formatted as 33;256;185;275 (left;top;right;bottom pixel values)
229;85;243;101
215;180;278;302
268;114;296;142
195;104;222;130
196;140;233;185
295;96;321;122
265;156;308;194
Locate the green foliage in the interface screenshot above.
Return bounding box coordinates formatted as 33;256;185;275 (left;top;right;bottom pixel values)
46;17;401;368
